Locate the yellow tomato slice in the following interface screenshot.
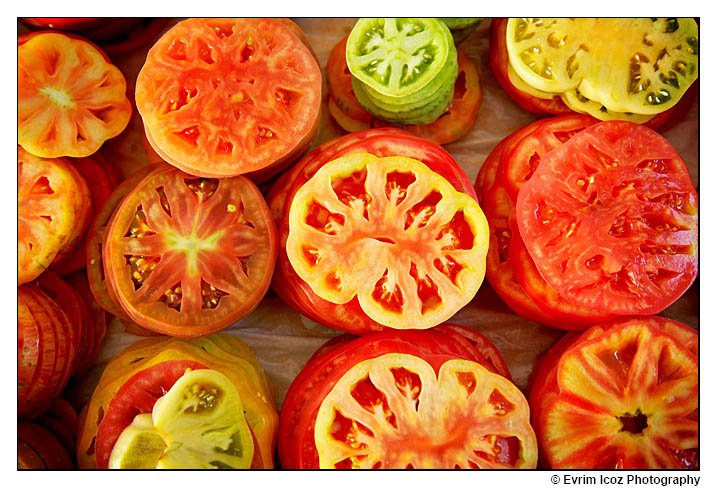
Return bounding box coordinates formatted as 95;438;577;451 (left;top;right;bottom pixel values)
108;369;254;469
506;18;698;115
314;353;537;468
18;32;131;158
286;153;489;329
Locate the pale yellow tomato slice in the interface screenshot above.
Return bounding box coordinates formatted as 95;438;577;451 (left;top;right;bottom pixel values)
108;369;254;469
286;152;489;329
314;353;537;469
506;18;698;115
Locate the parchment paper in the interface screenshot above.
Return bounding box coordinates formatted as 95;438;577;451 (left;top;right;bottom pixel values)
60;18;699;411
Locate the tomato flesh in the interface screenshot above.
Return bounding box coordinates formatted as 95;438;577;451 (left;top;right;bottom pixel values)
104;164;277;335
286;153;488;329
135;18;321;177
516;121;698;315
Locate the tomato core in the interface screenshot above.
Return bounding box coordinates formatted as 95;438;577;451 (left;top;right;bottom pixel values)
618;411;648;435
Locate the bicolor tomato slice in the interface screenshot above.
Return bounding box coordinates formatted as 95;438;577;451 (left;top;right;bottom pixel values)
18;147;85;285
104;165;277;336
314;353;536;468
535;318;697;469
18;32;131;158
516;121;698;315
506;18;698;115
135;18;321;178
108;369;254;469
286;153;488;329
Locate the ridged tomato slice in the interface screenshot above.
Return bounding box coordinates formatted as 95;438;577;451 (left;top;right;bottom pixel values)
314;353;536;468
135;18;321;177
534;318;697;469
516;121;698;315
286;153;488;329
18;32;131;158
104;164;277;336
18;147;86;285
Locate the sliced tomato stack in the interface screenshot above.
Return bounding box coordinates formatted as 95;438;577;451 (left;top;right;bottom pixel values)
99;163;277;337
528;317;698;469
328;28;482;145
490;18;698;131
476;117;697;329
135;18;321;182
279;325;536;469
76;334;278;469
268;128;488;334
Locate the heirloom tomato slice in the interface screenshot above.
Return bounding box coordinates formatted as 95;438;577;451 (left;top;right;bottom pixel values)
95;360;207;469
18;147;85;285
516;121;698;315
18;31;131;158
104;164;277;336
328;35;481;145
18;421;75;469
532;317;697;469
286;152;488;329
135;18;321;178
108;369;254;469
506;18;698;115
314;353;536;468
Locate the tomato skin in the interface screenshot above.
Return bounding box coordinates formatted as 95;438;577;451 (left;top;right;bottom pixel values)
279;328;532;469
18;284;78;419
528;317;698;469
18;421;75;469
271;129;480;334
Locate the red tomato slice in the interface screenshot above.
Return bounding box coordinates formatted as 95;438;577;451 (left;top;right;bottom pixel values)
135;18;321;178
516;121;698;315
18;421;75;469
272;129;478;334
104;164;277;336
34;398;80;458
279;330;536;469
326;36;482;145
530;317;697;469
95;360;207;469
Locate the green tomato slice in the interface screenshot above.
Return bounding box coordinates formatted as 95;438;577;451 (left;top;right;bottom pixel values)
506;18;698;115
108;369;254;469
347;18;455;98
438;18;482;30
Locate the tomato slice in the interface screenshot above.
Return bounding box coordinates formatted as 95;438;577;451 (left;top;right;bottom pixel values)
286;152;488;329
271;129;477;334
489;19;571;116
18;147;85;285
18;421;74;469
516;121;698;315
18;31;131;158
103;164;277;335
51;154;116;275
531;317;697;469
135;18;321;178
87;165;157;319
506;18;698;115
66;270;108;378
95;360;208;469
279;330;537;469
328;36;481;145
